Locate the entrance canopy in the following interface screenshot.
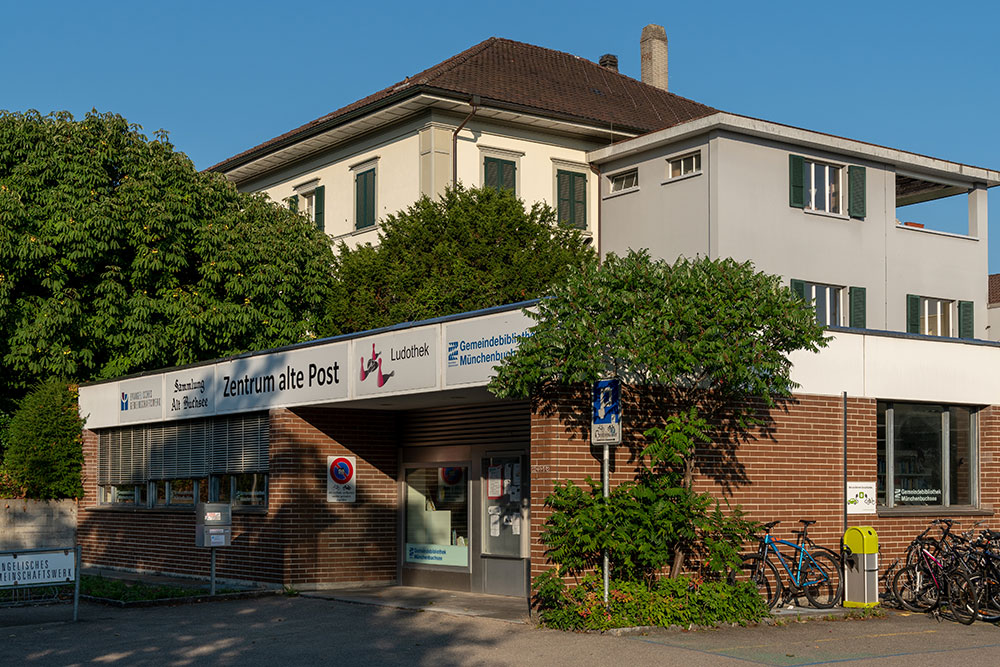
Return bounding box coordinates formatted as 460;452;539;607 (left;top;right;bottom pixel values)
79;302;535;429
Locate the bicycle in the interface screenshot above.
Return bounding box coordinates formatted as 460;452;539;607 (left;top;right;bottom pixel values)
731;519;842;610
892;524;980;625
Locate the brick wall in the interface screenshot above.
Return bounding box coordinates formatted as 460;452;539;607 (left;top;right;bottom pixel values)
528;389;1000;580
79;407;399;588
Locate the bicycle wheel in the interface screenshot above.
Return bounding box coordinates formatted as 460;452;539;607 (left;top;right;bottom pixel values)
969;572;1000;622
893;564;940;613
802;551;843;608
947;569;980;625
730;555;781;610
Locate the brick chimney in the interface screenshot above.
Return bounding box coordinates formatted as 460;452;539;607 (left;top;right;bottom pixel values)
640;24;668;91
599;54;619;73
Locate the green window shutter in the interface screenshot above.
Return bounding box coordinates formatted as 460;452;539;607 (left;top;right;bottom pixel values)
906;294;921;334
355;169;375;229
849;286;867;328
484;157;516;193
314;185;325;232
556;171;586;228
557;171;571;224
790;279;806;301
288;194;299;213
573;171;586;229
500;160;515;193
958;300;974;339
848;166;867;219
789;154;805;208
484;157;499;189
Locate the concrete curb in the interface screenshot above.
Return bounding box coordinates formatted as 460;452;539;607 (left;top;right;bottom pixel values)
82;589;278;608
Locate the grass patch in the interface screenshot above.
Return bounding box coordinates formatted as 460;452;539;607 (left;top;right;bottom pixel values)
81;575;233;602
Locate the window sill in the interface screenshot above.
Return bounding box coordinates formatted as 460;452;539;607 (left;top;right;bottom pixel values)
660;171;702;186
803;208;852;221
603;186;639;200
87;505;269;514
876;505;992;518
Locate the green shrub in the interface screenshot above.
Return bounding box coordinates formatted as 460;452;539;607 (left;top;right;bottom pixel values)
533;572;769;630
3;379;84;499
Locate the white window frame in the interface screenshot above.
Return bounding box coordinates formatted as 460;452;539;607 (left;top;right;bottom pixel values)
805;159;844;215
665;150;702;182
607;168;639;197
293;178;320;224
920;297;955;337
800;281;844;327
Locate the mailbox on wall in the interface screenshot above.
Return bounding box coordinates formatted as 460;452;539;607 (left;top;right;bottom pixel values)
195;503;232;548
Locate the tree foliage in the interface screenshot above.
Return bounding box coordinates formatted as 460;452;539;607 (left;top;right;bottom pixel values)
321;184;595;336
490;250;828;582
3;379;84;499
0;110;335;409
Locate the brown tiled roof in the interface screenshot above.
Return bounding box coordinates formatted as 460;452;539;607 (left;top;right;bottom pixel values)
989;274;1000;305
209;37;718;173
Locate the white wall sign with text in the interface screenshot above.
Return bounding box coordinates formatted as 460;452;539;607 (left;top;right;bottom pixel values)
846;481;877;515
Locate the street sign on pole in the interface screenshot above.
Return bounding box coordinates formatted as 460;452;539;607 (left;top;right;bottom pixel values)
591;379;622;445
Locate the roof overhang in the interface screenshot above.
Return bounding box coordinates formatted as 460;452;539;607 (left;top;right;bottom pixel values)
214;89;639;186
588;112;1000;199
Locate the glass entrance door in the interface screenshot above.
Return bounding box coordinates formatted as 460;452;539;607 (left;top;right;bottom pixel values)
481;452;528;596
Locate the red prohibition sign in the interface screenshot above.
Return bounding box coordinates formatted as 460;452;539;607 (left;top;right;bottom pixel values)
330;457;354;485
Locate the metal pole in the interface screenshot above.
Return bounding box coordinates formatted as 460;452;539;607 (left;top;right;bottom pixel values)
73;545;81;622
843;391;848;534
603;442;609;605
210;549;216;596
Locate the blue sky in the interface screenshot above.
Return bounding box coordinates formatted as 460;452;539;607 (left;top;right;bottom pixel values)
6;1;1000;269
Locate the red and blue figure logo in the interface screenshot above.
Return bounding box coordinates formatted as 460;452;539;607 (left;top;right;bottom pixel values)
329;457;354;485
120;392;129;411
440;467;463;486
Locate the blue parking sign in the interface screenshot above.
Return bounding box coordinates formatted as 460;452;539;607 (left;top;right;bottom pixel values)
591;379;621;444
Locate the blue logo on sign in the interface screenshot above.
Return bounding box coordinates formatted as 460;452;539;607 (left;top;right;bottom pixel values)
592;379;620;425
120;392;129;411
447;341;459;367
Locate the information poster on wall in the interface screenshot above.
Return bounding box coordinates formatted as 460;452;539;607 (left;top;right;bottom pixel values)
846;481;877;515
487;464;502;499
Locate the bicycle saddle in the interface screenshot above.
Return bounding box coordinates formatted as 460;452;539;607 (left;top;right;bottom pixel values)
799;519;817;526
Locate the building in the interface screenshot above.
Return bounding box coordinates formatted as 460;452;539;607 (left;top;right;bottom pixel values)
77;27;1000;599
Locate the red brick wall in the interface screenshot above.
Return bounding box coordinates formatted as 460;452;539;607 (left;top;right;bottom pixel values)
528;389;1000;580
79;407;399;587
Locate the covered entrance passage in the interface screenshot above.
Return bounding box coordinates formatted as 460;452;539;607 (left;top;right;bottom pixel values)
400;403;530;597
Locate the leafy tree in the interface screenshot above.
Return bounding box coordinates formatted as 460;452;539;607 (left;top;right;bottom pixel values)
321;184;595;336
490;250;827;580
0;110;335;410
3;379;84;499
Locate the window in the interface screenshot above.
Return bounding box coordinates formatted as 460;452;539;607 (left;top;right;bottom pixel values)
556;170;586;228
789;155;866;218
666;151;701;180
906;295;974;338
484;157;516;193
877;402;977;509
791;280;866;327
609;168;638;193
97;413;269;509
355;168;376;230
288;183;325;232
405;466;469;567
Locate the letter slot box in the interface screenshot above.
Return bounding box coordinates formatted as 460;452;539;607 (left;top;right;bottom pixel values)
196;502;232;548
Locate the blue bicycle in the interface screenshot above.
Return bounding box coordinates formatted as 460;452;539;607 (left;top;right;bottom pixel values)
731;519;842;609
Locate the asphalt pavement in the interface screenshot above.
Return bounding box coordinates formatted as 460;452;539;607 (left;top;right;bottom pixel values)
5;596;1000;666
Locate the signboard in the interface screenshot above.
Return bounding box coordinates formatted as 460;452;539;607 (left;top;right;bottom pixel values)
405;543;469;567
847;481;877;515
327;455;357;502
444;310;534;387
164;367;214;420
353;327;438;397
591;379;622;445
118;376;164;424
217;343;349;414
0;549;76;588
